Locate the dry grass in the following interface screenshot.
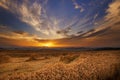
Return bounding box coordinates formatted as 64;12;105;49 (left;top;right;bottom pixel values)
0;54;11;64
26;53;39;61
0;50;120;80
26;53;50;62
59;54;79;63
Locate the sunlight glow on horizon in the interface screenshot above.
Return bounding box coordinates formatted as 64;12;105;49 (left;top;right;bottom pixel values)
38;42;55;47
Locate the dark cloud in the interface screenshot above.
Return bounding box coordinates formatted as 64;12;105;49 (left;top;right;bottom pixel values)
13;30;33;36
34;38;51;43
0;25;7;29
56;27;71;37
76;31;83;34
114;21;120;25
74;29;95;38
13;31;27;35
84;27;111;38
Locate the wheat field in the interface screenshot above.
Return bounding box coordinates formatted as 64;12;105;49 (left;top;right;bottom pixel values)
0;50;120;80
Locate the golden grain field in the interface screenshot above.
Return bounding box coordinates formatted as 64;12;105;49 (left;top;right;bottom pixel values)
0;50;120;80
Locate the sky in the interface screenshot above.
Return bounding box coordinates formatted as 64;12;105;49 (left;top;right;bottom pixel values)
0;0;120;47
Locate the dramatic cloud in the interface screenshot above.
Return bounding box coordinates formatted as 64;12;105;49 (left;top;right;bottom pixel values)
0;25;38;41
0;0;99;39
0;0;63;39
0;0;119;47
105;0;120;21
0;0;46;33
54;0;120;47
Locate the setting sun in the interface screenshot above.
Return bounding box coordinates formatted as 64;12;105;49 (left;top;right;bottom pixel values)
43;42;54;47
38;42;55;47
